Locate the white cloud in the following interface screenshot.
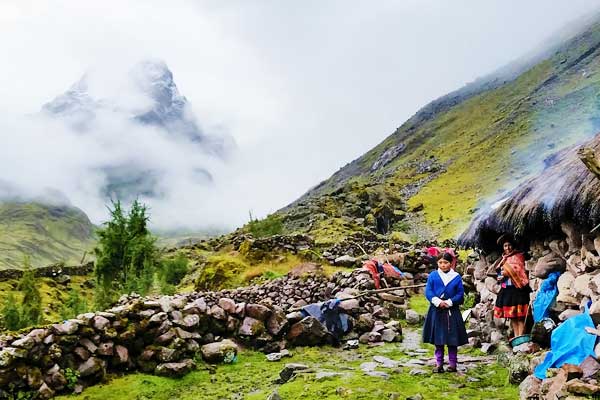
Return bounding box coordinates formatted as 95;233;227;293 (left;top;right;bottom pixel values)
0;0;598;231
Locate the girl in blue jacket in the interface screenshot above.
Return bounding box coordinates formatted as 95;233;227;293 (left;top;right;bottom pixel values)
422;252;468;372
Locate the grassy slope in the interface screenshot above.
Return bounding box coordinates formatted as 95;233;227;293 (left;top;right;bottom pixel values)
277;19;600;241
0;202;95;269
174;245;344;293
0;275;94;323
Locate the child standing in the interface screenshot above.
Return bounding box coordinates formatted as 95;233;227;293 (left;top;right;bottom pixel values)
422;252;468;373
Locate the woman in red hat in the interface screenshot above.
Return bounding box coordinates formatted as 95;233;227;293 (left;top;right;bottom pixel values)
492;234;531;338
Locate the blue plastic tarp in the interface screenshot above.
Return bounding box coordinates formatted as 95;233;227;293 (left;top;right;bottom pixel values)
534;307;596;379
301;299;349;339
533;271;560;323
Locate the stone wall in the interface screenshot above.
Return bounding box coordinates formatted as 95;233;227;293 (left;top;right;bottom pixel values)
466;222;600;398
0;268;416;399
0;262;94;282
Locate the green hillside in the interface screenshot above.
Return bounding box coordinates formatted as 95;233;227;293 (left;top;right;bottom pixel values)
0;202;95;269
276;17;600;241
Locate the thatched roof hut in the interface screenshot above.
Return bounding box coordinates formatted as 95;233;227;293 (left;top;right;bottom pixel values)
459;133;600;251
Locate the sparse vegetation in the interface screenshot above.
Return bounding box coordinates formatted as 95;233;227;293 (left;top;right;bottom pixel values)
195;255;248;291
60;288;88;320
0;257;43;330
246;214;283;238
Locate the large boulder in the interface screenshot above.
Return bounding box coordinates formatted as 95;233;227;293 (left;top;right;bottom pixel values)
519;375;542;400
246;304;271;321
0;347;27;368
287;317;330;346
218;298;237;314
183;298;207;315
155;359;195;377
92;315;111;331
533;253;566;279
355;313;375;332
573;273;595;298
238;317;265;336
200;339;239;363
334;255;358;268
405;310;421;324
267;307;289;337
52;320;79;335
78;357;106;378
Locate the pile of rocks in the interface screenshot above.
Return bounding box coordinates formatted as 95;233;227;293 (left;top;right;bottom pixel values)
0;268;409;399
323;236;457;272
230;234;314;254
518;358;600;399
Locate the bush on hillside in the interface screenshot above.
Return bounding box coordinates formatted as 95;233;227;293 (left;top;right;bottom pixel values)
159;254;189;285
246;214;283;238
195;255;248;291
60;288;88;320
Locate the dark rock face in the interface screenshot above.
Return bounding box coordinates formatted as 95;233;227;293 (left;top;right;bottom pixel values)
287;317;330;346
40;59;231;201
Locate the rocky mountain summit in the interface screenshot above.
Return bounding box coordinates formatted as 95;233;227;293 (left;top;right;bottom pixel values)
42;60;220;150
40;59;230;200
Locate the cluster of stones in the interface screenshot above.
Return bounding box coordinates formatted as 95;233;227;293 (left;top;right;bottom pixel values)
323;236;456;269
0;268;409;399
0;261;93;282
466;222;600;398
230;234;313;254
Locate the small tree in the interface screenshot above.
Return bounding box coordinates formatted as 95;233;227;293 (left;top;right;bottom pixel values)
93;200;160;308
1;293;20;331
18;257;42;327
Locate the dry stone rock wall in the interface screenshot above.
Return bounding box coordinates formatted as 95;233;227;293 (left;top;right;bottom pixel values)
467;222;600;398
0;269;414;399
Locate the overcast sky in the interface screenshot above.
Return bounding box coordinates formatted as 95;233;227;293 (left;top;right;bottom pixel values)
0;0;598;231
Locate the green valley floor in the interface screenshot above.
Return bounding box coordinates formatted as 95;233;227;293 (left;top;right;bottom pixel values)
56;328;518;400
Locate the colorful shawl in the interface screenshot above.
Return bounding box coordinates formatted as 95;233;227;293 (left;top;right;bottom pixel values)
500;251;528;289
362;259;404;289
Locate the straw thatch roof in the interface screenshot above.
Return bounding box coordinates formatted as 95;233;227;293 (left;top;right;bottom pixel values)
459;133;600;250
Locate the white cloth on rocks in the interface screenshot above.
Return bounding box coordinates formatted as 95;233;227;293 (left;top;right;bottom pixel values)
431;268;459;307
